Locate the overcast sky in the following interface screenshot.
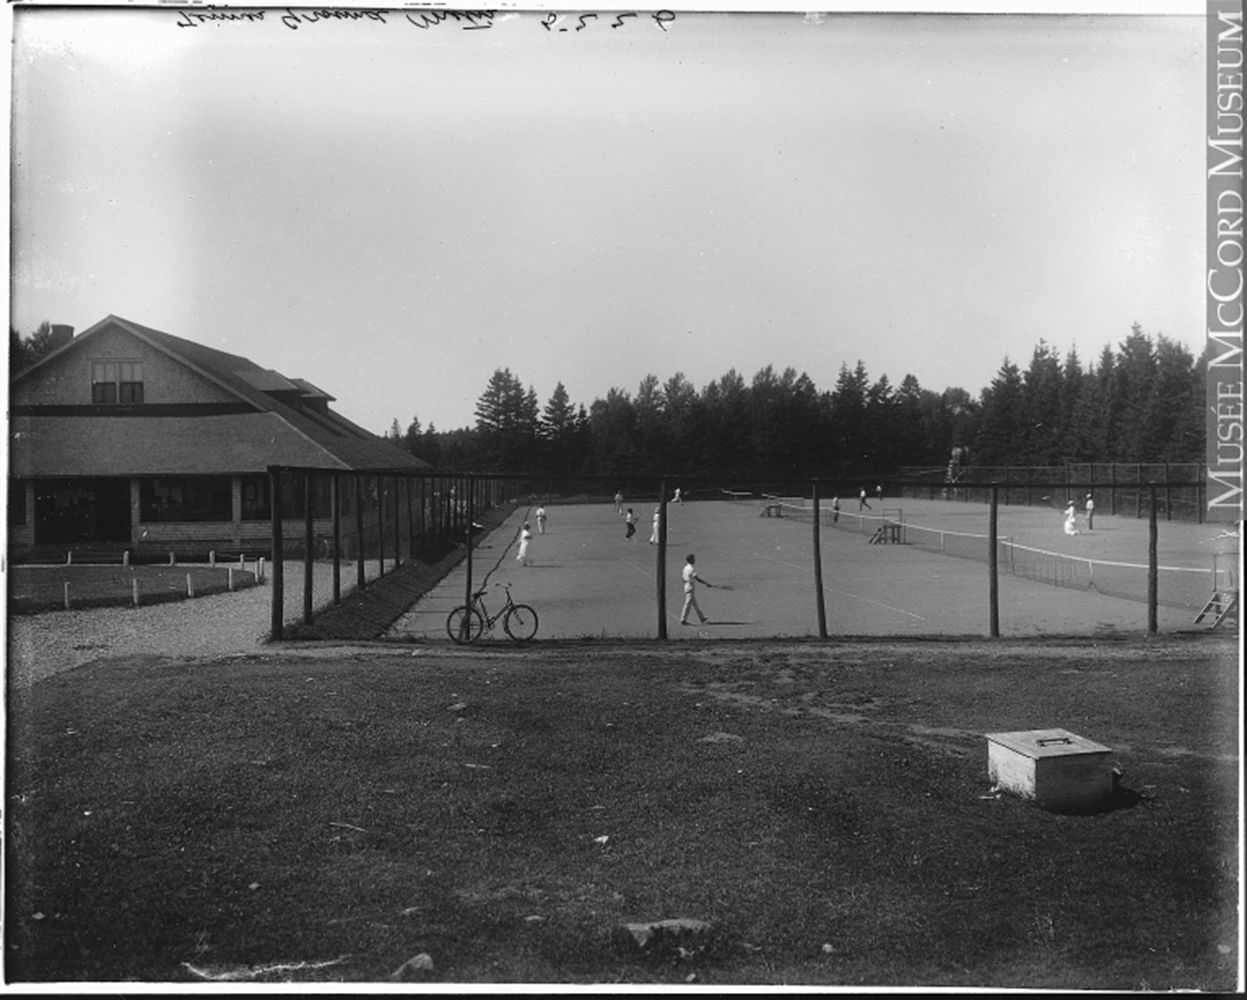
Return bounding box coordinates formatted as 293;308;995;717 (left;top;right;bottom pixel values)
10;5;1206;435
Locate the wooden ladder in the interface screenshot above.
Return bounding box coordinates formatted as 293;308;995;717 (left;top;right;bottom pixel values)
1194;590;1239;628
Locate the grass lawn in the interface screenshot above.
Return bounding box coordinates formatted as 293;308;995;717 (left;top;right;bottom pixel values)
8;564;260;615
5;635;1239;988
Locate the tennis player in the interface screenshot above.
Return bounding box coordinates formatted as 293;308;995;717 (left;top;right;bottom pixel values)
680;553;713;625
517;521;533;565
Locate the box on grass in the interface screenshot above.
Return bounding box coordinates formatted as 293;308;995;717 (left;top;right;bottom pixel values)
985;728;1114;812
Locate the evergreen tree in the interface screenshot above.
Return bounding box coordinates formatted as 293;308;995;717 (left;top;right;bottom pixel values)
474;368;537;471
974;359;1025;466
587;387;638;475
1153;334;1201;461
1112;323;1159;461
633;375;665;470
702;369;750;475
1020;340;1064;464
829;361;870;469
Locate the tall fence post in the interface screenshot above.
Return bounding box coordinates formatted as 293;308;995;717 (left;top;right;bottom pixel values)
989;484;1000;639
270;467;284;642
393;474;402;568
1148;485;1159;635
418;476;426;556
463;474;475;638
813;478;828;639
657;478;668;640
406;476;415;562
377;475;386;579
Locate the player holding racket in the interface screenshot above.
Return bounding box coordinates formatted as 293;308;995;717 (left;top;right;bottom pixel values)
680;553;715;625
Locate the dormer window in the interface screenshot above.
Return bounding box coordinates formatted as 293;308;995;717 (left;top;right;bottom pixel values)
92;361;144;404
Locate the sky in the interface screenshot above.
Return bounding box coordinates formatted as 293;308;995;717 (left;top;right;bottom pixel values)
8;4;1208;437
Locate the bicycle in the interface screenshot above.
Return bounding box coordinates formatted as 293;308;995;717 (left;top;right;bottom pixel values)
446;582;539;644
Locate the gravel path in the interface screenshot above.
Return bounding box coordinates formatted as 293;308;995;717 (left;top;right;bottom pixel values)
6;559;387;688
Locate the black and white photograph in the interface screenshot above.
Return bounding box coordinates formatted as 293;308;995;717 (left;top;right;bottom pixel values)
5;0;1242;989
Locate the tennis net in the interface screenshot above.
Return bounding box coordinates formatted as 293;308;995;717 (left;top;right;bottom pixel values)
755;495;1215;610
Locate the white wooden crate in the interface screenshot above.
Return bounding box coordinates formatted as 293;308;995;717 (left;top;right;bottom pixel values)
985;729;1113;811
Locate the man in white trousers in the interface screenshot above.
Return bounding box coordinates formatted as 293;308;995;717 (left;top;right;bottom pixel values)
680;553;713;625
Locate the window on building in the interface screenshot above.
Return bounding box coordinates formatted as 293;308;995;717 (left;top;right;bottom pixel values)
9;479;27;525
92;361;144;404
140;476;231;522
241;476;271;521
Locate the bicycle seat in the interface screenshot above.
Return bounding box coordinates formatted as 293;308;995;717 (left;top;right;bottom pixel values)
473;589;488;598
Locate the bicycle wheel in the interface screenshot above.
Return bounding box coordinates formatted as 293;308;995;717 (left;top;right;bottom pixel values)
446;606;485;644
504;604;539;642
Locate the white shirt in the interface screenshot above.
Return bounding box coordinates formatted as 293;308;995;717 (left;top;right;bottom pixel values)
682;562;698;593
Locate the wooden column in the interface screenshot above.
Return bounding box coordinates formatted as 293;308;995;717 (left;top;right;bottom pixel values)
270;468;284;641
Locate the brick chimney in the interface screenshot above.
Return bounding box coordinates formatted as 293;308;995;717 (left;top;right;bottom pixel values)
48;324;74;349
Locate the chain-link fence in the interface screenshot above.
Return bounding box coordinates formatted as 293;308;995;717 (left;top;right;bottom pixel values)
898;463;1207;522
268;469;1235;642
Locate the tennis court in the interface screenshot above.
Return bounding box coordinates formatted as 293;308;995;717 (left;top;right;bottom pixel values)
388;496;1234;641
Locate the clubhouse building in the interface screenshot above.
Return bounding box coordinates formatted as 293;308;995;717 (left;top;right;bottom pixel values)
8;315;428;560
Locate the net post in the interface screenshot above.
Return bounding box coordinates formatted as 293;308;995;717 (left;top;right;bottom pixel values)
657;478;668;641
813;479;828;639
269;466;284;642
989;484;1000;638
1148;485;1159;634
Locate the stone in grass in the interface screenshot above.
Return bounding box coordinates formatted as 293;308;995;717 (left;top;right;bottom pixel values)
391;952;435;979
615;918;714;961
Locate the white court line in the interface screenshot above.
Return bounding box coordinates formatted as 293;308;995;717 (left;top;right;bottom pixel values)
764;555;926;621
617;556;653;579
824;586;926;621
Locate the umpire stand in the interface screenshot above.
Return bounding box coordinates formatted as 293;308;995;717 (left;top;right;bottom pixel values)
868;508;905;545
1194;548;1240;629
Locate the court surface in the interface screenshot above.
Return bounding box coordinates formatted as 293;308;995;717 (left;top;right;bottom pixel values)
387;497;1231;641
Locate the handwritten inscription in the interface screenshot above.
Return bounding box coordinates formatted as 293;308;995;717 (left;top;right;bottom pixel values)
405;9;496;30
174;8;496;30
173;8;674;33
541;11;676;32
175;8;268;28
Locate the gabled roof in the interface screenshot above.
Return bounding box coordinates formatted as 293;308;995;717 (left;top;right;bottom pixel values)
11;315;429;474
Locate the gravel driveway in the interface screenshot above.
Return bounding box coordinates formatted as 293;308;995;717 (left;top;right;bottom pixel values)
6;559;387;688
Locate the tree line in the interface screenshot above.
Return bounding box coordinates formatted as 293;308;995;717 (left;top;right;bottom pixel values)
7;319;1206;481
388;323;1209;481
